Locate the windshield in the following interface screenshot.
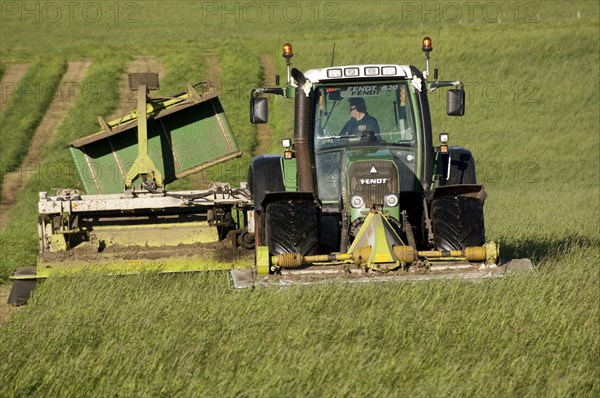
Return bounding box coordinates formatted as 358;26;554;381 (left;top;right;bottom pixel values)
313;82;416;150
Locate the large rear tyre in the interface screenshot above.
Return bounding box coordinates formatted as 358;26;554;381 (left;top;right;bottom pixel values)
431;195;485;251
264;194;320;257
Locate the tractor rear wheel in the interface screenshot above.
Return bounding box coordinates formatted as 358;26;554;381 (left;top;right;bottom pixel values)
431;194;485;251
264;194;320;257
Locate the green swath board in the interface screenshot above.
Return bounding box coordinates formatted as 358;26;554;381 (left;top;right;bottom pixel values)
69;82;242;194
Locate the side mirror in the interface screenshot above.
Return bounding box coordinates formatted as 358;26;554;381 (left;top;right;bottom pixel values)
250;97;268;124
446;89;465;116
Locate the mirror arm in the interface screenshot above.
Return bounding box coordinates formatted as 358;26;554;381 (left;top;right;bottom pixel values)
252;87;286;98
428;80;463;92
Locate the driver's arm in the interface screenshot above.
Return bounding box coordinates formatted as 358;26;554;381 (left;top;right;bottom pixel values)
371;117;380;134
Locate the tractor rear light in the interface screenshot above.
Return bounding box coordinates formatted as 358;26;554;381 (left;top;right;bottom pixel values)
384;194;399;207
350;195;365;208
440;145;449;153
381;66;396;75
282;138;292;148
327;68;343;78
364;67;379;76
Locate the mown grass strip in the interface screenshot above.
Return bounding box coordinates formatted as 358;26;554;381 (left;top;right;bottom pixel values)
0;60;66;195
209;40;262;186
0;59;123;281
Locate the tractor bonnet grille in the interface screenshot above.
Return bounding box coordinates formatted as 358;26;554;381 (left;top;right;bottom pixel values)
349;161;398;207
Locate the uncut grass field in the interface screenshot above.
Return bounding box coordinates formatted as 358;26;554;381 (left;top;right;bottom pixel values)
1;1;599;396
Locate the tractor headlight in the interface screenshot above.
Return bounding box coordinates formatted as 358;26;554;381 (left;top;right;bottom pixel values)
384;194;399;207
350;195;365;208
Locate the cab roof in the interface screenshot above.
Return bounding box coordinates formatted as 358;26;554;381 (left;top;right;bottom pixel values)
304;65;415;83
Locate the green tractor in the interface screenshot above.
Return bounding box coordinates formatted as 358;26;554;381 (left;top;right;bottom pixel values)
236;37;519;286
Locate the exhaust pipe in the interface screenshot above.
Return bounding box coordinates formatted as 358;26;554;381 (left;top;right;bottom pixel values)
291;68;314;193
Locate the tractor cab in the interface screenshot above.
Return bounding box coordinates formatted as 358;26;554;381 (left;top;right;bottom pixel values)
306;71;425;230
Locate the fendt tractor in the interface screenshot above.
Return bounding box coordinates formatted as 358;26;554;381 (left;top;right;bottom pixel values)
8;38;530;304
239;37;506;286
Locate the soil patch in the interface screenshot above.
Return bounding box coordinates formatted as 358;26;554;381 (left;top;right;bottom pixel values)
0;63;29;115
253;54;276;156
188;55;222;189
205;54;221;88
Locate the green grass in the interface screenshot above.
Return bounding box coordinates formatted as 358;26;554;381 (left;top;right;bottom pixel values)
1;249;597;396
1;1;597;62
1;1;599;396
208;40;262;185
0;59;67;193
0;58;124;280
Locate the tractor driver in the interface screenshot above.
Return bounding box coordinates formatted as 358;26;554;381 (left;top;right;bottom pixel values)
340;97;380;143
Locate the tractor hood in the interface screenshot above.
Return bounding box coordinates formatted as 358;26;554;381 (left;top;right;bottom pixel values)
343;147;419;187
342;146;421;203
344;147;398;164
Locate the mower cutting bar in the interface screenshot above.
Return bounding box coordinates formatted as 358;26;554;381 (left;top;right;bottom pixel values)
229;258;534;289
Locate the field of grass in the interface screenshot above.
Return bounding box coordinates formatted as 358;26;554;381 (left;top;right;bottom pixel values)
1;1;599;396
0;60;66;192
